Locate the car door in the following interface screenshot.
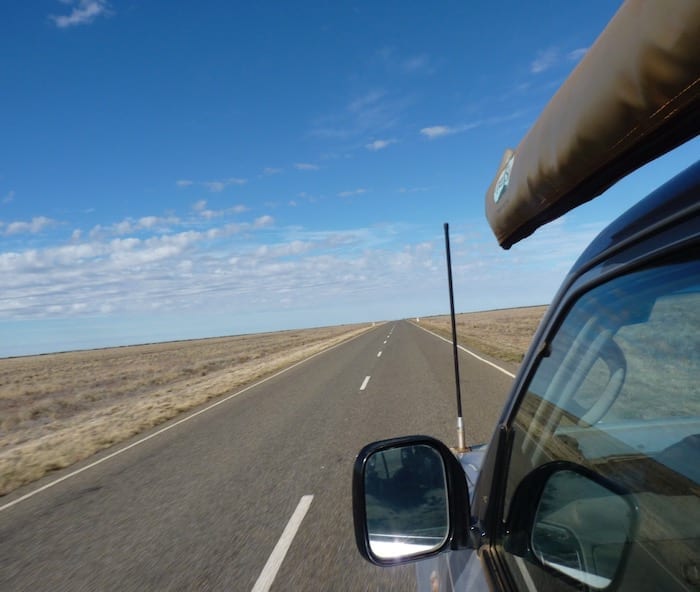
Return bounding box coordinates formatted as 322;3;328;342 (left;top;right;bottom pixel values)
491;251;700;591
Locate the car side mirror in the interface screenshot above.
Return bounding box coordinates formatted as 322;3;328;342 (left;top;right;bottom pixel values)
507;462;638;590
352;435;471;566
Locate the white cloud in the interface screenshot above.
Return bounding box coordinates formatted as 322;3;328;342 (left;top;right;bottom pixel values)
398;187;430;194
176;179;193;188
366;139;396;151
90;216;180;237
202;209;222;220
420;112;522;141
420;125;456;139
50;0;110;28
374;48;433;76
568;47;588;62
294;163;320;171
402;55;431;73
193;201;247;219
202;177;247;192
202;181;225;193
309;89;409;141
109;234;196;268
138;216;160;229
348;90;386;114
338;188;367;198
0;210;602;356
263;167;283;175
254;215;274;228
530;47;559;74
255;240;314;259
2;190;15;204
4;216;55;236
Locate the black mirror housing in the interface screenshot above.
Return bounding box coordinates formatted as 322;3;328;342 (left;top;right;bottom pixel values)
352;435;472;566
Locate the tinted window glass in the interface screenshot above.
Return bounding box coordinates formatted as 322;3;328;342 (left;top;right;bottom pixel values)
500;256;700;591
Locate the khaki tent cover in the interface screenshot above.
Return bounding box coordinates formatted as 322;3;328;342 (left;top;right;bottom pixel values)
485;0;700;249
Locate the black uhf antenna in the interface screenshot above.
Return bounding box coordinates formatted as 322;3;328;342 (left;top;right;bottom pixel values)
443;223;467;453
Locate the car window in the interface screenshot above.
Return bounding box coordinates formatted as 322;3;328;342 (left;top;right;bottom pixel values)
498;253;700;591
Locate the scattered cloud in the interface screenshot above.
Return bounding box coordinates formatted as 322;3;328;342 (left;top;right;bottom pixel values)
420;125;458;139
50;0;111;28
192;200;248;220
176;179;193;188
348;90;386;114
0;207;599;357
3;216;56;236
402;54;432;74
568;47;588;62
338;188;367;198
139;217;161;229
530;47;559;74
199;209;220;221
255;240;315;259
294;163;320;171
88;216;180;239
202;177;247;192
254;215;274;228
295;192;320;204
365;139;396;151
2;190;15;204
309;89;408;141
421;112;524;140
398;187;430;194
374;48;434;75
263;167;283;176
204;181;226;192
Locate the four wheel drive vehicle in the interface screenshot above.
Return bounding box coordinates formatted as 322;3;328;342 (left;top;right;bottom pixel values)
352;1;700;591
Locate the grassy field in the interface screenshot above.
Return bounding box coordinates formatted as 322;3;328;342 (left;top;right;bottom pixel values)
0;308;548;497
417;305;548;364
0;324;372;496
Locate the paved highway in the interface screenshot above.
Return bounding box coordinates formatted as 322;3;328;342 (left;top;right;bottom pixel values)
0;320;515;591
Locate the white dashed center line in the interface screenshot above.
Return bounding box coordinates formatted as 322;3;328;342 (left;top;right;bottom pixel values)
360;376;371;391
377;351;382;358
252;495;314;592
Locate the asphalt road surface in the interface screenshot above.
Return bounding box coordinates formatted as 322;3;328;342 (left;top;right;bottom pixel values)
0;320;515;591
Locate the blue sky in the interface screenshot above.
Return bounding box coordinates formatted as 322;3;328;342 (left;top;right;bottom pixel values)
1;1;698;357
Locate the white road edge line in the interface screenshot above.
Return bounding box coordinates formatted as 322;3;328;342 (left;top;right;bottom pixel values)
360;375;371;391
251;495;314;592
0;328;376;514
412;323;516;378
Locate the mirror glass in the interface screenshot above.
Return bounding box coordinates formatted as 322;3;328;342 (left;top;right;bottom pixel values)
364;444;449;559
532;470;633;589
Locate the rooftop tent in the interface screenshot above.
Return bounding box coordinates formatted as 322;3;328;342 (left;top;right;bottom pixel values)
485;0;700;249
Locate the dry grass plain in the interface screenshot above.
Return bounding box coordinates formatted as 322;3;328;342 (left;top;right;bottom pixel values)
0;307;548;497
0;323;372;496
417;305;548;364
